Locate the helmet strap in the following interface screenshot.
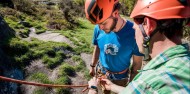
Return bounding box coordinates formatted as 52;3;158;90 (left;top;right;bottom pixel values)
138;24;160;61
139;24;151;61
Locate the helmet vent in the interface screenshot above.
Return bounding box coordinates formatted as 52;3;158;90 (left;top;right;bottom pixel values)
93;5;100;17
178;0;188;6
99;9;103;20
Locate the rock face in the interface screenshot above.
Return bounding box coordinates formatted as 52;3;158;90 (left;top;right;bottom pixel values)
0;16;15;43
0;16;22;94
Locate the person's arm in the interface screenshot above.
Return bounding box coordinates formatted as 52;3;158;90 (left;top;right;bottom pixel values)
129;55;142;82
100;79;125;93
88;77;125;94
88;89;97;94
89;45;100;76
88;77;99;94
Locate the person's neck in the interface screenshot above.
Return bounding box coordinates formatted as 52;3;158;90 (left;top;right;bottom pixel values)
149;32;182;58
115;17;126;32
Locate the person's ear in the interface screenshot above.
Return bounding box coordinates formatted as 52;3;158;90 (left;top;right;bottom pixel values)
112;10;119;17
144;17;157;35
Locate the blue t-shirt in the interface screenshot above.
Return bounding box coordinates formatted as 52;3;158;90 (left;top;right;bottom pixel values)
92;20;143;79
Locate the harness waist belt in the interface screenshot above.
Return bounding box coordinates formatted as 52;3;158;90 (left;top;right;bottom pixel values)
106;68;128;75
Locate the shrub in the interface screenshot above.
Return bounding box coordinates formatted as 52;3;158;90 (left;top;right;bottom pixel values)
8;38;29;55
60;63;75;76
42;55;62;69
56;88;71;94
18;29;30;38
47;19;68;30
72;56;86;71
0;8;21;18
120;0;136;15
13;0;38;15
59;0;81;27
55;76;71;85
55;76;72;94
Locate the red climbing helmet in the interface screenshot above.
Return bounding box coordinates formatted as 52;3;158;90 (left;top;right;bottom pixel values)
85;0;119;24
130;0;190;20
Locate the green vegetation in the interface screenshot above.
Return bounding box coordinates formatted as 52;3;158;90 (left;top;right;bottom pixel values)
4;37;72;69
56;18;94;54
30;72;52;84
72;55;86;71
59;63;75;76
55;76;72;94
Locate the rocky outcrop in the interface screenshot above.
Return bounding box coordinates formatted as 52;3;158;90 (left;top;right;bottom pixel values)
0;16;22;94
0;16;15;43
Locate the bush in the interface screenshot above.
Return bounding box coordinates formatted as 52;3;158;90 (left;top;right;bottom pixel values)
59;0;81;27
0;8;21;18
42;55;62;69
72;56;86;71
47;19;69;30
55;76;72;94
13;0;38;15
120;0;136;15
60;63;76;76
18;29;30;38
8;38;29;55
55;76;71;85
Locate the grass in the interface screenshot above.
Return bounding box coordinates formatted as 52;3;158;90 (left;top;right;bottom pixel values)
3;37;72;69
55;18;95;54
59;63;75;76
30;72;52;84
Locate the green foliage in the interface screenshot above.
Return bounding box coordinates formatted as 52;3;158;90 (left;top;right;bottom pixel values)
18;29;30;38
72;55;86;71
60;63;75;76
3;37;72;69
47;19;69;30
55;87;71;94
59;0;83;28
30;72;52;84
13;0;38;15
33;88;45;94
55;76;71;85
56;18;94;54
120;0;136;15
8;38;29;55
0;8;21;18
55;76;72;94
83;70;91;80
73;0;85;6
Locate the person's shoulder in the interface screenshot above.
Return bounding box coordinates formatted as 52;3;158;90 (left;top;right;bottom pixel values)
166;56;190;68
94;25;100;29
94;25;101;32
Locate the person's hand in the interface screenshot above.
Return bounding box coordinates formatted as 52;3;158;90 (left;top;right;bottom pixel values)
89;67;95;76
99;78;114;90
88;77;98;87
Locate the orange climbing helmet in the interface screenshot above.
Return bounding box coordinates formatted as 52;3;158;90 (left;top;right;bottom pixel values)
130;0;190;19
85;0;119;24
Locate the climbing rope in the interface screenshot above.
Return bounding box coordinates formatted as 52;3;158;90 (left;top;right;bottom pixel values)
0;76;88;88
